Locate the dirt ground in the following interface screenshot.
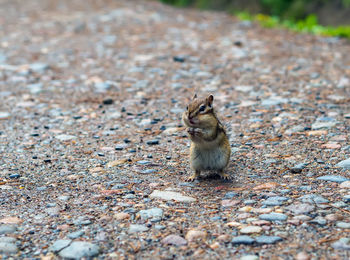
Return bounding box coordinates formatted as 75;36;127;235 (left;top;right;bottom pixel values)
1;0;350;259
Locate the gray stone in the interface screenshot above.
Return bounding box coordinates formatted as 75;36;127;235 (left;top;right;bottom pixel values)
232;235;255;245
138;208;163;220
73;216;91;226
123;194;135;199
259;213;287;222
0;242;18;254
286;203;315;215
134;80;149;89
261;97;288;106
29;63;49;72
94;82;111;92
107;111;122;119
244;199;256;205
58;195;70;201
0;52;6;62
338;77;350;88
0;237;16;243
146;139;159;145
46;207;60;216
137;160;151;165
255;236;282;244
56;134;77;141
170;108;183;114
140;169;156;174
155;225;166;230
224;192;238;199
264;159;277;165
67;230;85;239
289;98;304;104
102;35;117;45
299;186;312;191
337;159;350;169
162;235;187;246
310;216;327;226
311;121;337;130
0;225;16;234
332;238;350;250
343;195;350;203
150;190;196;203
299;194;329;204
262;196;288;206
331;201;347;208
336;222;350;229
128;224;149;233
316;116;336;122
27;83;43;94
171;83;183;90
59;241;100;259
285;125;305;135
235;85;253;92
290;163;307;173
196;71;212;78
49;239;72;253
240;255;259;260
317;175;348;183
0;112;10;120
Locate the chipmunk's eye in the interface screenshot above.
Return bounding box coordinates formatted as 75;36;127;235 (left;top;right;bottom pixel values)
186;106;188;111
199;105;206;112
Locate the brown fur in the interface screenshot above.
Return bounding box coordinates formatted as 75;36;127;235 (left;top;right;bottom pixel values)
182;94;231;181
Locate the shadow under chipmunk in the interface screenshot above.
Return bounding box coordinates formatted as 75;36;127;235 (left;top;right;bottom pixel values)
183;168;238;186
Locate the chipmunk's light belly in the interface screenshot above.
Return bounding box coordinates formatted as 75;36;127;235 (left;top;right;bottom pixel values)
191;146;228;171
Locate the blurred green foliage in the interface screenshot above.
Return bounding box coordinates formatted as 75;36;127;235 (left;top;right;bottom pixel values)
160;0;350;39
236;12;350;38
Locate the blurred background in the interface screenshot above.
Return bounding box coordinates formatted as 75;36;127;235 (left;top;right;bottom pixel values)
160;0;350;26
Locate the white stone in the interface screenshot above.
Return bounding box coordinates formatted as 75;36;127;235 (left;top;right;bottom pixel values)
0;112;10;120
55;134;77;141
337;159;350;169
150;190;196;203
241;255;259;260
240;226;262;234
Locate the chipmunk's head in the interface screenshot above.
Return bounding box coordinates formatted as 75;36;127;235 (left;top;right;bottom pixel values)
182;94;215;128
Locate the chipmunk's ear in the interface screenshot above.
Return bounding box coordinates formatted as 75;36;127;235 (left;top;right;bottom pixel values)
192;93;197;100
207;94;214;107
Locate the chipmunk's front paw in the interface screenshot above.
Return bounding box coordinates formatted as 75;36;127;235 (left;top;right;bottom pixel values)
187;128;202;137
187;127;196;136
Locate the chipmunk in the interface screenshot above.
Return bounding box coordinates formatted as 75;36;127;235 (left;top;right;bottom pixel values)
182;94;231;181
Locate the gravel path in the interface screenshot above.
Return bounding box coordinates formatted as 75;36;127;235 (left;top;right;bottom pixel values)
1;0;350;259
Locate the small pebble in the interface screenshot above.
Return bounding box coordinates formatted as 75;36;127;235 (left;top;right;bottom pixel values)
146;139;159;145
185;230;207;241
336;222;350;229
162;235;187;246
240;226;262;234
128;224;149;233
231;236;255;245
255;235;282;244
259;213;287;222
102;98;114;105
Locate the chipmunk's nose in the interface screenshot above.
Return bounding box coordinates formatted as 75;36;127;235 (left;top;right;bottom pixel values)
188;114;195;124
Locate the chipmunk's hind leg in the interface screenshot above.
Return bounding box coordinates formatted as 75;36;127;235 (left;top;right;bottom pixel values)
218;169;231;180
187;170;200;182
